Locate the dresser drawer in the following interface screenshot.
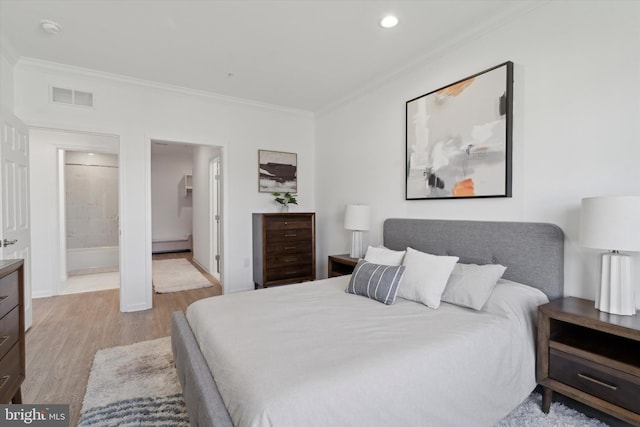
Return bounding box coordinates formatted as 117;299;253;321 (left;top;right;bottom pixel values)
266;252;312;269
550;348;640;413
0;306;19;361
0;343;23;404
266;265;314;282
0;271;19;320
266;228;313;243
265;216;312;231
265;241;311;256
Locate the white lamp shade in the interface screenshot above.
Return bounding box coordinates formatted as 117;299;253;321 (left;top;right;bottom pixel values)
344;204;370;231
580;196;640;252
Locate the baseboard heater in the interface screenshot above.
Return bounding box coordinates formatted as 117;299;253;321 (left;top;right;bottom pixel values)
152;234;192;254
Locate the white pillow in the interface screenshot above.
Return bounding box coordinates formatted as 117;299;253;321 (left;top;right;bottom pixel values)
364;246;405;266
441;263;507;310
397;247;459;308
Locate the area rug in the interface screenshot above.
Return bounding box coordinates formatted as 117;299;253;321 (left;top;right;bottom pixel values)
79;337;189;426
80;337;610;427
152;258;211;293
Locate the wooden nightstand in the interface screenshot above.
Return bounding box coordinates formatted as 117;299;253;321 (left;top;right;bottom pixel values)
328;254;359;277
537;297;640;425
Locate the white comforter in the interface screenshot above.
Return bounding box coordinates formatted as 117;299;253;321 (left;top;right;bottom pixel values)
186;276;548;427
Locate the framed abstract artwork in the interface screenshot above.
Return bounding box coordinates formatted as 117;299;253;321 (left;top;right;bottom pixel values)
406;61;513;200
258;149;297;193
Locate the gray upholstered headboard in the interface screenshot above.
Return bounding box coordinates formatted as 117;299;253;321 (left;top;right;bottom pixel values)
383;219;564;300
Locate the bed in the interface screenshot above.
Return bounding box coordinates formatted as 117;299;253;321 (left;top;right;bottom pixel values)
171;218;564;427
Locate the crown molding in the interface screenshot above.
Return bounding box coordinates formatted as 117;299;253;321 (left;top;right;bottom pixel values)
16;57;314;119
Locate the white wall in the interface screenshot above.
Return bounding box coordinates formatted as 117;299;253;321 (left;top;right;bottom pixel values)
30;129;119;297
151;146;194;243
316;1;640;307
0;52;15;111
16;60;315;310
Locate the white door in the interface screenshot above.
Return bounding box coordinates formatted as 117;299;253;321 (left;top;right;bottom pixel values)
0;108;32;330
210;157;221;279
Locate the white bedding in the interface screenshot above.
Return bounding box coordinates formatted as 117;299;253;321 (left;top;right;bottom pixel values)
186;276;548;427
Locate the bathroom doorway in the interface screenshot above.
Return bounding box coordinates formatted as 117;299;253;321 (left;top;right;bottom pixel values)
59;149;120;294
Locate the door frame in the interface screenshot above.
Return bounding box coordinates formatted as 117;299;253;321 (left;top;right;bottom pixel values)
28;126;122;299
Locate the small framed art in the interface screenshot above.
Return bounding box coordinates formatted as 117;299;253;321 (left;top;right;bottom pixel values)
258;150;297;193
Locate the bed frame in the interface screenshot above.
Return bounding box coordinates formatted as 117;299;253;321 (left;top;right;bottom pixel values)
171;218;565;426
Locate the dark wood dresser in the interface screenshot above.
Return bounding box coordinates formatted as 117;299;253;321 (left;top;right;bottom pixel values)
0;259;25;404
252;213;316;288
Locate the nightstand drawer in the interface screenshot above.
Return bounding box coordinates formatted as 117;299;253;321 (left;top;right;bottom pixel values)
550;348;640;413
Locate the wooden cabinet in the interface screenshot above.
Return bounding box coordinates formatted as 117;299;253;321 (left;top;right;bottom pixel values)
252;213;316;288
328;254;358;277
537;297;640;425
0;259;25;404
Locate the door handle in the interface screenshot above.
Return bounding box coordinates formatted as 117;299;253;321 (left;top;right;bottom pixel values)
2;239;17;247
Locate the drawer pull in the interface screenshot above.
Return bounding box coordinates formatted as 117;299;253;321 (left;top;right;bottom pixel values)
0;296;7;304
0;375;9;390
577;373;618;391
0;335;8;347
284;247;296;250
284;234;297;237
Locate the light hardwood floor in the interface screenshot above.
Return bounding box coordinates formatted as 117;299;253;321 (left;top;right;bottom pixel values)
23;252;222;426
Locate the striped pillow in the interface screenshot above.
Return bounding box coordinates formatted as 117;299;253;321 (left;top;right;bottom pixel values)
346;259;405;305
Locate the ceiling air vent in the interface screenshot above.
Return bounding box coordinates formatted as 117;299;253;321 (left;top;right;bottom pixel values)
51;86;94;108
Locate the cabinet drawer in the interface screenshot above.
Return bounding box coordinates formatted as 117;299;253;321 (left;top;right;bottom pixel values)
0;343;23;404
266;265;313;282
266;253;312;269
265;216;311;231
550;348;640;413
265;241;311;256
0;306;19;361
0;271;19;320
266;228;313;243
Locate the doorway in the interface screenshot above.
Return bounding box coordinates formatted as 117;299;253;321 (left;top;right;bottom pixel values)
59;150;120;294
150;140;224;292
28;128;121;299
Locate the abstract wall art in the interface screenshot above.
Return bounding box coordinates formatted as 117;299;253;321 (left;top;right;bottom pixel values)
406;61;513;200
258;149;297;193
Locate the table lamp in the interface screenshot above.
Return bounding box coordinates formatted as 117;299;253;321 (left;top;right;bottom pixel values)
579;196;640;316
344;204;370;258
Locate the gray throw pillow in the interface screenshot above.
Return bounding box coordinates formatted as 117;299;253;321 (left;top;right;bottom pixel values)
440;263;507;310
346;259;405;305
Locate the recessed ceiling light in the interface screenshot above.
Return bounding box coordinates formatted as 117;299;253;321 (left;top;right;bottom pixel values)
379;15;398;29
40;19;62;35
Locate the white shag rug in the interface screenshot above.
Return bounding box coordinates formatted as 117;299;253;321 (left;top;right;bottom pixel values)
152;258;211;293
496;392;610;427
80;337;612;427
79;337;189;426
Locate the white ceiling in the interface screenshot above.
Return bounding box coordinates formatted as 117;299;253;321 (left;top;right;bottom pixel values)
0;0;536;112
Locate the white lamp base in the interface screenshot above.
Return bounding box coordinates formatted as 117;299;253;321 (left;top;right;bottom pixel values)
596;252;636;316
350;230;364;259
